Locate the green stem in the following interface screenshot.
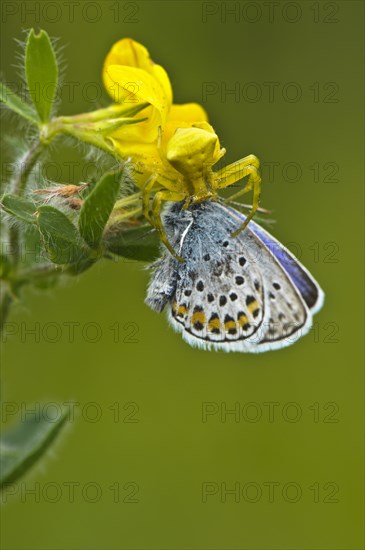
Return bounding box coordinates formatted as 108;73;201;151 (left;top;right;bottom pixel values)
41;121;120;159
9;141;45;266
11;140;44;196
40;102;149;158
56;102;149;124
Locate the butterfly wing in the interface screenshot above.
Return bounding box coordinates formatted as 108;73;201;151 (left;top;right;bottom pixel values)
225;205;325;314
146;201;319;353
171;229;266;345
145;256;178;313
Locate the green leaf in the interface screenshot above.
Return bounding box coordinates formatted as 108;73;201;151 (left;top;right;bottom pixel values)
1;194;37;224
79;170;121;249
0;407;69;488
25;29;58;123
37;205;88;264
0;83;39;125
105;225;160;262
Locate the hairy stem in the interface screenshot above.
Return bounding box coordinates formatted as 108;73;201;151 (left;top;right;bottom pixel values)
9;141;44;266
11;140;44;196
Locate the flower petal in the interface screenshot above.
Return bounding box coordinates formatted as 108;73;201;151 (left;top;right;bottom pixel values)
169;103;208;123
152;64;173;107
103;38;172;108
103;65;168;141
104;66;164;113
103;38;152;72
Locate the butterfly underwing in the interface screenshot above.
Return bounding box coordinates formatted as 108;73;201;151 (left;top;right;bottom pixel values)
145;200;324;353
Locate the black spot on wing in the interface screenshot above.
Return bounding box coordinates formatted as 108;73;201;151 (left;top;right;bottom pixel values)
196;280;204;291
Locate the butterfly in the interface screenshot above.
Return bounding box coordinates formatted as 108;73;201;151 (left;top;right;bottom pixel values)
145;200;324;353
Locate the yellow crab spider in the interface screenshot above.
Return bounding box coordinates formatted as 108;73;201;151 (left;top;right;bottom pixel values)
142;123;261;260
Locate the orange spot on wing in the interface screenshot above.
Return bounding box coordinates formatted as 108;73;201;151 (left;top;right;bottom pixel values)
247;300;258;314
177;304;189;317
191;311;206;325
224;320;236;331
208;317;220;331
238;313;248;327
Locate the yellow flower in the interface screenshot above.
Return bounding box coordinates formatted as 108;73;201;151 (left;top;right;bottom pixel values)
102;39;261;261
102;38;208;172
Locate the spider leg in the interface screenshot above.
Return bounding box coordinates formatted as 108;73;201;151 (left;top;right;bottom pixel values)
223;198;271;215
151;190;186;261
230;169;261;236
214;154;261;236
142;174;160;222
214;154;259;189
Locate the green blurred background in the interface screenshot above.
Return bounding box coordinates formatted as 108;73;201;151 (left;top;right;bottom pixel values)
1;1;364;548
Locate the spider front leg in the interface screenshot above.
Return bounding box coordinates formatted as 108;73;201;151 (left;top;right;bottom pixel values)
229;165;261;236
214;154;261;236
151;190;186;261
142;174;160;222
